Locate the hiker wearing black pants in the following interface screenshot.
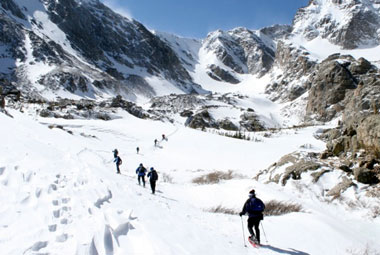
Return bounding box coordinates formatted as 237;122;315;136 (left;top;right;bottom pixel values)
147;167;158;194
136;163;147;186
112;149;122;174
239;189;265;244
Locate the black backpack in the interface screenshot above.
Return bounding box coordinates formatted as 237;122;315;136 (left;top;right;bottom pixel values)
246;198;265;213
139;167;146;175
151;170;158;181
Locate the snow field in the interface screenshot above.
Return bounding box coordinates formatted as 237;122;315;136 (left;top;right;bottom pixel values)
1;109;380;254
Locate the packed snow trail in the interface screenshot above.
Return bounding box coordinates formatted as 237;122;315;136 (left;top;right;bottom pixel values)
1;110;380;254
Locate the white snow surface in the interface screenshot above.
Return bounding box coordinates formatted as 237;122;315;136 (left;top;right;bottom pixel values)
2;1;380;253
1;109;379;255
289;35;380;65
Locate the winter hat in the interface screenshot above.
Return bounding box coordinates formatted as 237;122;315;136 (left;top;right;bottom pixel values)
150;167;154;170
248;189;256;197
140;163;143;166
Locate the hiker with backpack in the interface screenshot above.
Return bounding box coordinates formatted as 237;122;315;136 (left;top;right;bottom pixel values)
113;149;122;174
147;167;158;194
239;189;265;245
136;163;147;186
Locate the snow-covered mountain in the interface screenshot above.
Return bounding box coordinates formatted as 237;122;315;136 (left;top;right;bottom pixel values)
0;0;203;101
1;0;380;254
292;0;380;49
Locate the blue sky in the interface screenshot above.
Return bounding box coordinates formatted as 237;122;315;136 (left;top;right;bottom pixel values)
102;0;309;38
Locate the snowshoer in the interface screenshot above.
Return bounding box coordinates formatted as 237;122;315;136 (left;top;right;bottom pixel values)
154;139;158;147
114;155;122;174
162;134;166;141
136;147;140;154
239;189;265;245
147;167;158;194
136;163;147;186
112;149;118;158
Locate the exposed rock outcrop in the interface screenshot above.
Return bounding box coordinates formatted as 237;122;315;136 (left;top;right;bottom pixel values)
207;65;240;84
306;57;357;121
292;0;380;49
266;41;316;102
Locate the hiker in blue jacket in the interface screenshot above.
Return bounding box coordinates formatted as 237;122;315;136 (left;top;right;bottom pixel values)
113;155;122;174
239;189;265;244
147;167;158;194
136;163;147;186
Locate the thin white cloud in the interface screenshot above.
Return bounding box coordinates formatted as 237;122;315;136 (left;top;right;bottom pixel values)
102;0;133;19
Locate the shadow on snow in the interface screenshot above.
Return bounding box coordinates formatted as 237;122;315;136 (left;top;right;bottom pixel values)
260;245;310;255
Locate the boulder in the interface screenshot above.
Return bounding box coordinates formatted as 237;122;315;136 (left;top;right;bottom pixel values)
354;167;379;185
357;115;380;157
110;95;148;119
326;176;355;199
187;110;216;130
339;165;352;173
282;160;321;185
349;57;373;75
327;137;346;156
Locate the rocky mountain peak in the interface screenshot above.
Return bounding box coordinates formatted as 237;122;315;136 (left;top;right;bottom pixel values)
292;0;380;49
202;27;277;82
1;0;203;100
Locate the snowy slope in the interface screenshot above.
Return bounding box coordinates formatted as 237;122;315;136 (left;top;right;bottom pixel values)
1;109;379;255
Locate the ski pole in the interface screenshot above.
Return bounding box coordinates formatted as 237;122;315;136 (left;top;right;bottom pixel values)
261;221;268;244
240;216;247;247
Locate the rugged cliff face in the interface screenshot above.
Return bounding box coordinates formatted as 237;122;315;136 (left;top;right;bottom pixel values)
292;0;380;49
0;0;203;100
201;26;291;83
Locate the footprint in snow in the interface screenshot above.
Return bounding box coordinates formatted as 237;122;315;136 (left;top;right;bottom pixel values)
29;241;48;252
53;209;60;218
61;206;71;212
48;224;57;232
35;188;42;198
22;171;34;182
48;184;58;193
62;198;70;204
56;233;68;243
21;195;30;204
